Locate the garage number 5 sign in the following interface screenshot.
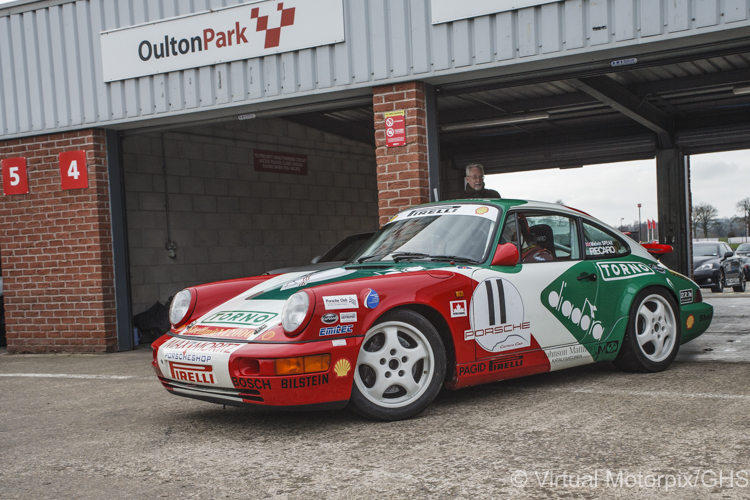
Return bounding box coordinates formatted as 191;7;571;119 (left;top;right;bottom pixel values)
59;151;89;190
384;110;406;147
1;157;30;195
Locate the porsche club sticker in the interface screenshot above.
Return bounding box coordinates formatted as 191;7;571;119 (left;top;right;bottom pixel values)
450;300;467;318
596;262;655;281
323;295;359;310
465;278;530;353
334;359;351;377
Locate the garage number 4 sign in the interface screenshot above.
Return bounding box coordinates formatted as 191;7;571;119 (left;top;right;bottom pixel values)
59;151;89;190
1;158;30;195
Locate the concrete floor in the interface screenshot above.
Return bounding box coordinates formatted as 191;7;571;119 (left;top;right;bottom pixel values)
0;293;748;499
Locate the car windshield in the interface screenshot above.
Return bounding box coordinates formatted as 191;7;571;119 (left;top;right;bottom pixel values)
351;204;500;264
693;244;721;257
737;244;750;251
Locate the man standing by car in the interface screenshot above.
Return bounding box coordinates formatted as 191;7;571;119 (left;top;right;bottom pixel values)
464;164;501;199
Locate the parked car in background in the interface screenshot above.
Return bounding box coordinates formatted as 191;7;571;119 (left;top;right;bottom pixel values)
265;232;376;275
735;243;750;257
152;200;713;421
740;256;750;281
692;241;746;293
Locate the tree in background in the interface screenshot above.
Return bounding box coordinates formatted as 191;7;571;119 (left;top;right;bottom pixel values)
737;198;750;238
692;203;718;238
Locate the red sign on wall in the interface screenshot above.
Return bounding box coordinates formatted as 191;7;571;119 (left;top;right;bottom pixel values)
59;151;89;190
1;157;30;195
384;110;406;147
253;150;308;176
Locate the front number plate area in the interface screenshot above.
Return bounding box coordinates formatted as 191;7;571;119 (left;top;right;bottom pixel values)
158;337;243;387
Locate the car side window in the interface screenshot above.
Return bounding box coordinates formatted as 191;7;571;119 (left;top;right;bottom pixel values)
499;213;517;246
583;222;629;259
516;212;580;263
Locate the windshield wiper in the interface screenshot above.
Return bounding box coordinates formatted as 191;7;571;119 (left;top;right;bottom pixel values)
391;252;430;262
429;255;480;264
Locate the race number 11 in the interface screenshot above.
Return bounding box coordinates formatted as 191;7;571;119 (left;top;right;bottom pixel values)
1;157;30;195
59;151;89;190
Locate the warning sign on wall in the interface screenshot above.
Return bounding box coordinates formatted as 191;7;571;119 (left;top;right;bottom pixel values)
254;150;308;176
384;111;406;148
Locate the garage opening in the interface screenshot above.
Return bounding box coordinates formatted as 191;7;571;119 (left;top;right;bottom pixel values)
121;114;378;327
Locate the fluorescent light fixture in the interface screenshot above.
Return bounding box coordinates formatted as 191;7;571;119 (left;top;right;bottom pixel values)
733;85;750;95
441;112;550;132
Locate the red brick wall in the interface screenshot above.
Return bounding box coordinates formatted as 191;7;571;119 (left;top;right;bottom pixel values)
0;130;117;353
373;82;430;226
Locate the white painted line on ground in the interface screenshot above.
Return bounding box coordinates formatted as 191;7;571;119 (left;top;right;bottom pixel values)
530;387;750;400
0;373;135;380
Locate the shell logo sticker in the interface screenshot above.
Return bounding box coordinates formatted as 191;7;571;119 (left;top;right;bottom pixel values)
261;331;275;340
334;359;351;377
686;315;695;329
475;207;489;215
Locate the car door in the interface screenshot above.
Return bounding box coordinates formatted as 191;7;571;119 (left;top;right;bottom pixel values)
468;211;599;362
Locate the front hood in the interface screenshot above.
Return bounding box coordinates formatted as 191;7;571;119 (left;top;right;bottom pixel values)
177;263;458;341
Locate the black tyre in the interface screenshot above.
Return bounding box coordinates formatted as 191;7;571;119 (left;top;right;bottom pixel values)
350;309;446;421
711;270;725;293
614;287;681;373
732;271;746;293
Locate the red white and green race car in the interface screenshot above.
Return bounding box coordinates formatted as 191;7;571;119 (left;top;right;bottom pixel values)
152;199;713;421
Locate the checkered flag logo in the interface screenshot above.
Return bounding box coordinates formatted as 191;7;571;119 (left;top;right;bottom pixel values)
251;3;296;49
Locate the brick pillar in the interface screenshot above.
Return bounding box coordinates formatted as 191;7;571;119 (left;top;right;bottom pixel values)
373;82;430;226
0;130;117;353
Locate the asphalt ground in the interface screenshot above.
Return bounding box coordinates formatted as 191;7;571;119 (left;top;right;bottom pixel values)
0;292;748;499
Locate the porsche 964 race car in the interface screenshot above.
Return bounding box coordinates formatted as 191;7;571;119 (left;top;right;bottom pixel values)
152;200;713;421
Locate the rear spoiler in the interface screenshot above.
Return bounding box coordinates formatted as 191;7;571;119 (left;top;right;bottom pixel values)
641;243;673;255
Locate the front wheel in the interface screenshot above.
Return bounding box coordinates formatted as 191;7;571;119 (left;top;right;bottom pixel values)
732;271;746;293
614;288;681;373
350;309;446;421
711;270;725;293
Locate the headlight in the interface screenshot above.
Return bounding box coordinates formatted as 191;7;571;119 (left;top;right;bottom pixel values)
170;289;193;326
696;262;714;271
281;291;311;334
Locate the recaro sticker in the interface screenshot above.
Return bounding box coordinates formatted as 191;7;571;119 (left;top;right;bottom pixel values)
596;262;655;281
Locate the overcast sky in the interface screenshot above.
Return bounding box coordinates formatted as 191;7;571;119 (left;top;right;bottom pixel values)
484;150;750;228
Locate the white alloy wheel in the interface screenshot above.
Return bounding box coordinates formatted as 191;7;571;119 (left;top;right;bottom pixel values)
634;294;677;363
354;320;435;408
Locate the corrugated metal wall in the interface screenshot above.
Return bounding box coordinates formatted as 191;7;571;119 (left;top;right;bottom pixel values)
0;0;748;140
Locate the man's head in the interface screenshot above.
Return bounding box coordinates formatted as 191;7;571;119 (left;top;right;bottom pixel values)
465;164;486;192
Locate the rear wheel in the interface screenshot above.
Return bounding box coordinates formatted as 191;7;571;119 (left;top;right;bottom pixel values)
350;309;446;421
614;288;681;373
711;270;725;293
733;271;746;293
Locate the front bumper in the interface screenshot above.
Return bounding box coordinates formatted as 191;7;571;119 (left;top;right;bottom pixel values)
152;333;362;408
692;268;720;288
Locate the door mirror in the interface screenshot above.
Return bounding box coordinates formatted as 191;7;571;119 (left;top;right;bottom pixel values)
491;243;520;266
723;251;734;260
